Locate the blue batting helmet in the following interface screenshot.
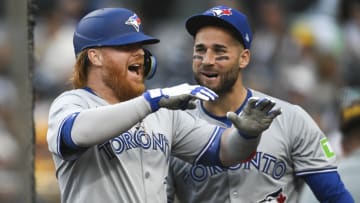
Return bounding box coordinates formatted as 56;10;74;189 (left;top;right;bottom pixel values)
73;8;160;56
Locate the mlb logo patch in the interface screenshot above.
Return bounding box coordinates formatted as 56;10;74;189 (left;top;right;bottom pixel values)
125;14;141;32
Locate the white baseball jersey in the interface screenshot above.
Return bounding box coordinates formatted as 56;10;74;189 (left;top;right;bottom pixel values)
167;89;337;203
47;88;222;203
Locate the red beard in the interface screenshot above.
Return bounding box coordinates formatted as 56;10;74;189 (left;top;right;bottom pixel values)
103;64;145;102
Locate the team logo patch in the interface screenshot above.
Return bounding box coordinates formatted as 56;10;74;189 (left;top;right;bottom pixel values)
206;7;232;17
125;14;141;32
258;188;287;203
320;137;335;158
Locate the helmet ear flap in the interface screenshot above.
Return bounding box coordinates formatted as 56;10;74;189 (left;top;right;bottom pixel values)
143;49;157;80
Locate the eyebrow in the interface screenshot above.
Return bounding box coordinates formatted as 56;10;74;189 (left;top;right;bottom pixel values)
194;43;227;50
213;44;227;49
194;43;205;49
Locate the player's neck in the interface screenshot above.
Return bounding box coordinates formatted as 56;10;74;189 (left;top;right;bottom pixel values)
86;82;119;104
203;85;247;117
85;68;120;104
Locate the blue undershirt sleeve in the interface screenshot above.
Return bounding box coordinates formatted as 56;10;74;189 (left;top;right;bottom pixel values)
61;112;81;150
304;171;354;203
197;127;226;167
58;112;88;160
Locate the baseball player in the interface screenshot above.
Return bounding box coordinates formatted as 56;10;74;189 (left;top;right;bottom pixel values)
46;8;281;203
167;5;354;203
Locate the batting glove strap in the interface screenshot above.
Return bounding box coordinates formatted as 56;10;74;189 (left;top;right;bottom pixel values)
143;88;166;112
143;83;218;112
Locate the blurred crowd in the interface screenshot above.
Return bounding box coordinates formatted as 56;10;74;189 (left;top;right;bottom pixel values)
0;0;360;202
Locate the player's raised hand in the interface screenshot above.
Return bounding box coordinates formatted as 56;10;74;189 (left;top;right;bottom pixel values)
227;97;281;138
143;83;218;112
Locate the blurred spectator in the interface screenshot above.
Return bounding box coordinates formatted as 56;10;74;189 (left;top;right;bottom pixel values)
33;0;92;99
144;1;198;88
338;0;360;87
277;3;344;137
339;87;360;155
245;0;301;96
0;21;21;203
0;119;21;203
337;96;360;201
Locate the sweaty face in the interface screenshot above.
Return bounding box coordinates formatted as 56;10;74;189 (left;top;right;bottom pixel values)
100;45;146;102
192;26;245;95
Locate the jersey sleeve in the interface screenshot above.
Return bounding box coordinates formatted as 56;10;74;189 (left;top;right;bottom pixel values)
289;105;337;176
170;110;220;164
304;171;354;202
46;92;89;160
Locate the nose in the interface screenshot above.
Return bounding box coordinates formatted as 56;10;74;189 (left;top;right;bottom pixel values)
202;50;215;65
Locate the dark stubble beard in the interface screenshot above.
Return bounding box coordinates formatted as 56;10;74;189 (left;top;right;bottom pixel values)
194;66;239;95
103;64;145;102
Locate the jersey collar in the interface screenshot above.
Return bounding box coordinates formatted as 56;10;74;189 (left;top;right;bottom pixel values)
83;86;97;96
200;88;252;127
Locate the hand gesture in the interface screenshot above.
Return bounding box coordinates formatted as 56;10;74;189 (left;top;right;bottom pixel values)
143;83;218;111
227;97;281;138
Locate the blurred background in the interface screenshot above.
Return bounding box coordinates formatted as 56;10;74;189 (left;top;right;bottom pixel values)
1;0;360;202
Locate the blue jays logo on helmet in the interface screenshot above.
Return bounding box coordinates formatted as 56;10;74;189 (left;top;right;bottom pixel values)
206;6;232;17
73;8;159;56
125;14;141;32
186;5;253;49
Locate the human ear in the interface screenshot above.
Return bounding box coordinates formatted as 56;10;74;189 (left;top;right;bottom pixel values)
87;49;103;66
239;49;250;69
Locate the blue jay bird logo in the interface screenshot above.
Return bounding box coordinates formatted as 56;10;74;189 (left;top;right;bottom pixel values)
125;14;141;32
258;188;287;203
207;7;232;17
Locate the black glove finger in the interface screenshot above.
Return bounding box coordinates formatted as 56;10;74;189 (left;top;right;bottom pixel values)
179;95;196;110
267;108;282;119
255;98;271;111
226;111;241;128
262;100;276;113
247;97;259;108
244;97;259;113
185;98;197;110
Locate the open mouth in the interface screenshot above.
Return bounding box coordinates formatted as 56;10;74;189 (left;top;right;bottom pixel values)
202;72;218;79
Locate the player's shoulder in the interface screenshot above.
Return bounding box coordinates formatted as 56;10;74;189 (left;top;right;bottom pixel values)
250;89;310;118
50;88;102;110
51;89;86;103
251;89;304;110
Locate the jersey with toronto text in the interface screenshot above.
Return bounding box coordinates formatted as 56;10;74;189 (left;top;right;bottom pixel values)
167;89;337;203
46;88;221;203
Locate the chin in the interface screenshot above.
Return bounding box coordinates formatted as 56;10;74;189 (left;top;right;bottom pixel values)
200;81;218;90
129;84;145;98
115;81;145;102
